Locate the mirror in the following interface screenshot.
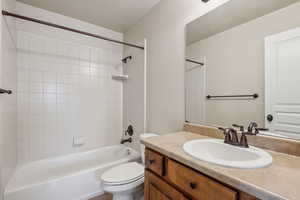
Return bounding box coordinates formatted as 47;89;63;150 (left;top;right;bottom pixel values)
185;0;300;140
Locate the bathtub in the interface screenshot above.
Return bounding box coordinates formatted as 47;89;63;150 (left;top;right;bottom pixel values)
5;145;140;200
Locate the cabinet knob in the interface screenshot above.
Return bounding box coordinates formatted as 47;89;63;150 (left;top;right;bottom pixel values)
189;182;197;189
149;159;155;164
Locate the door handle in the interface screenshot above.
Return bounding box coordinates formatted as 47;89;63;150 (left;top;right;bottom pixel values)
267;114;273;122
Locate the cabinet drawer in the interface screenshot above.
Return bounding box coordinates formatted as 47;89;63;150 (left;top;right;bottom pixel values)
167;160;237;200
145;149;164;176
145;170;188;200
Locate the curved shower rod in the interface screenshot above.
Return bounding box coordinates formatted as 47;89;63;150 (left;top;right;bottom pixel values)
186;59;204;66
2;10;144;50
2;10;209;66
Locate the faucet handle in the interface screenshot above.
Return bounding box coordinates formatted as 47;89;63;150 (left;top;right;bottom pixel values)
218;127;232;144
218;127;229;134
125;125;134;136
256;128;269;131
247;122;258;133
252;127;269;134
232;124;244;131
244;129;260;135
245;123;268;136
218;127;226;131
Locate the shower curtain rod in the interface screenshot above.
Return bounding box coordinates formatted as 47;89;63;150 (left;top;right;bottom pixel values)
2;10;145;50
186;59;204;66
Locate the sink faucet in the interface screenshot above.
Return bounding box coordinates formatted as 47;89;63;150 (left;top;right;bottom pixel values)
218;127;240;146
219;122;267;148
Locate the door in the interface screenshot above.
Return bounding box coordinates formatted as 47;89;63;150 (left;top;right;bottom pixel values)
185;59;206;124
144;170;187;200
265;27;300;139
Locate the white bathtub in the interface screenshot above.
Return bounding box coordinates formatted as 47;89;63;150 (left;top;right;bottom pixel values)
5;145;140;200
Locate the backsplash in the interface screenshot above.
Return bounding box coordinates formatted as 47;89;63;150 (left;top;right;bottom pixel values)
17;30;123;164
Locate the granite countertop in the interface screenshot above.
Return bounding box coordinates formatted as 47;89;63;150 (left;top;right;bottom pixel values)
141;131;300;200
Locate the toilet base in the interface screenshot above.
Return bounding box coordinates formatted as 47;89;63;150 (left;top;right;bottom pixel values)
112;193;144;200
112;193;133;200
109;184;144;200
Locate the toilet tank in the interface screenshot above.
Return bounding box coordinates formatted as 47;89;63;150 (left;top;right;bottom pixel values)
140;133;158;164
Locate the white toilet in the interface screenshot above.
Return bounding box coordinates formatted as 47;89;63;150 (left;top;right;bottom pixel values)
101;133;158;200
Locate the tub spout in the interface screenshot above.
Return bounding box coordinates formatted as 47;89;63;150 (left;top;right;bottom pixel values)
121;137;132;144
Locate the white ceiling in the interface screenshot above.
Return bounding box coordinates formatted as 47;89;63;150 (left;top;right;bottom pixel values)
187;0;300;45
17;0;161;33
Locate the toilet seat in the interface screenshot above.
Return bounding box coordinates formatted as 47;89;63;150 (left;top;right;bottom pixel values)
101;162;144;186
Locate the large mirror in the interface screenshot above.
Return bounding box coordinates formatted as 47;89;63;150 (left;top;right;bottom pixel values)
185;0;300;140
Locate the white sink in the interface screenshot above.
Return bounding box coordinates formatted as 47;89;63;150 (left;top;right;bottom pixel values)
183;139;272;169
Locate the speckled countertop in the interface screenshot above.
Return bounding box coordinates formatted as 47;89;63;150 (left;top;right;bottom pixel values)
141;131;300;200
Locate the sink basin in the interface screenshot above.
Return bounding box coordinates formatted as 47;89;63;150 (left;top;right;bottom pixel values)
183;139;272;169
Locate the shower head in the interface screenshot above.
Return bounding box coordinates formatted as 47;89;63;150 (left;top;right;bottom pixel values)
122;56;132;64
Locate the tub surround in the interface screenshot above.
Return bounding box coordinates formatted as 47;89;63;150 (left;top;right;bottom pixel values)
141;131;300;200
16;2;124;164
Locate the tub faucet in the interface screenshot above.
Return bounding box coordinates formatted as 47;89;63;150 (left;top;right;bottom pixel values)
121;137;132;144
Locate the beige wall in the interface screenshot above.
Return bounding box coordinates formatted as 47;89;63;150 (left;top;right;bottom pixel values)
124;0;231;134
187;2;300;128
1;0;17;198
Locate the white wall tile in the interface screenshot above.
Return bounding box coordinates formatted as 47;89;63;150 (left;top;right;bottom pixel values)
15;2;124;164
17;29;123;164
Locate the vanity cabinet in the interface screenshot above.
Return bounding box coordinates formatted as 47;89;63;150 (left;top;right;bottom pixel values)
144;148;258;200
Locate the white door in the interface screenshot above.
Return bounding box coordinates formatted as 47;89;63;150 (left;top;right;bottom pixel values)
185;59;206;124
265;27;300;139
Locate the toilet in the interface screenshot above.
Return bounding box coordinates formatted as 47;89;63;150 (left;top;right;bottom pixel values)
101;133;158;200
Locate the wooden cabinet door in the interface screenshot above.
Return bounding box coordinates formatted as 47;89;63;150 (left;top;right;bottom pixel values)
240;192;259;200
145;148;165;176
145;170;187;200
166;159;237;200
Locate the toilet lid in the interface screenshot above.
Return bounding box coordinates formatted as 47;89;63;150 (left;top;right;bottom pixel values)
101;162;144;184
